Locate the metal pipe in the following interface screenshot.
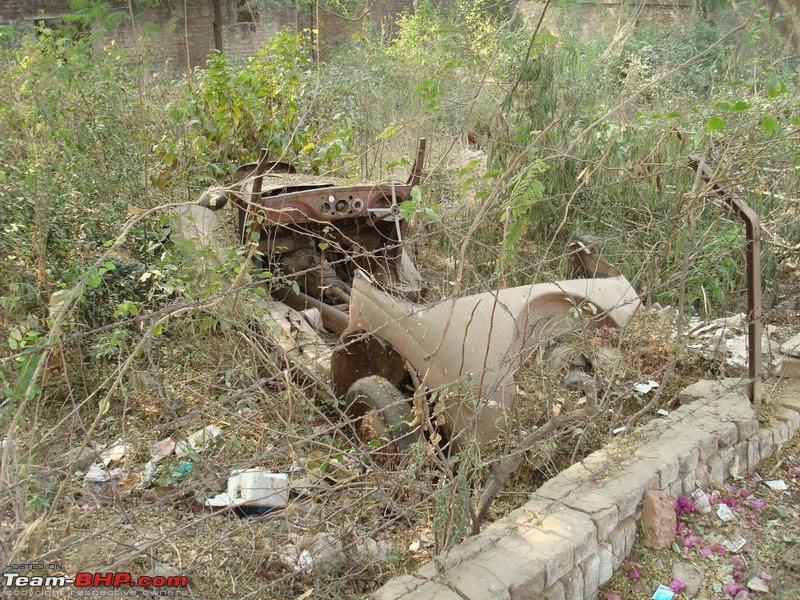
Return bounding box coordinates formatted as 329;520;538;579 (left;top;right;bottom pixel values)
272;286;350;333
688;155;763;404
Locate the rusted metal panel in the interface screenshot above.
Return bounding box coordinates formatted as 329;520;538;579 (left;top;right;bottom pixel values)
333;249;641;448
216;139;428;331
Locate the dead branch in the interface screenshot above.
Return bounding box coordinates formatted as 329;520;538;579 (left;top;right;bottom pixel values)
471;380;599;533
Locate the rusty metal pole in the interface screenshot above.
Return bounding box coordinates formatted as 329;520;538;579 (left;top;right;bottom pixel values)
742;205;763;404
688;155;763;404
235;149;270;244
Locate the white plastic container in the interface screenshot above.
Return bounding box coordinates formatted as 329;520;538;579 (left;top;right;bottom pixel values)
227;469;289;508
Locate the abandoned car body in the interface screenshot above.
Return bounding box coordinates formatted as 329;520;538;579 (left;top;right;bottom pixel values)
213;140;641;452
331;247;641;451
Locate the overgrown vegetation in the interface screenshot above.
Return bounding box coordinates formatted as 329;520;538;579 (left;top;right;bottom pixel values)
1;1;798;598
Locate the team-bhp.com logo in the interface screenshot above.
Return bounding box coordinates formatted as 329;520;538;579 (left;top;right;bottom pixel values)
4;564;188;596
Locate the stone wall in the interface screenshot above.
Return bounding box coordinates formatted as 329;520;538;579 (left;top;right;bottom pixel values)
373;378;800;600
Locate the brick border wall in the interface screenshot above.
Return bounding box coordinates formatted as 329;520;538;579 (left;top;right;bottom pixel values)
373;378;800;600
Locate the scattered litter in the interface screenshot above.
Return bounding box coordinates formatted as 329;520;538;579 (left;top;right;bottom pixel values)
205;469;289;509
82;465;130;494
652;584;675;600
657;409;670;417
279;546;314;574
634;380;660;394
691;489;712;514
99;439;127;466
149;437;176;461
612;426;627;435
716;504;735;521
136;438;178;488
722;534;747;552
689;314;746;337
140;460;159;486
169;461;194;483
175;425;222;457
300;307;324;332
279;533;345;576
765;479;788;490
84;464;112;483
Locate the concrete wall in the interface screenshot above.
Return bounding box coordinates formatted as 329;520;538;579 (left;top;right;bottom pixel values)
373;378;800;600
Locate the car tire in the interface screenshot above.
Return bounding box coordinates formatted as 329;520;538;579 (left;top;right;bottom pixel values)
345;376;418;453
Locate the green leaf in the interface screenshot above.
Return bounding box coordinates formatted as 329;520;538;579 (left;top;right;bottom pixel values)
772;505;790;518
765;78;787;98
706;116;725;131
399;200;417;221
714;101;731;111
731;101;749;111
153;324;163;335
761;116;779;136
375;122;403;141
104;260;116;271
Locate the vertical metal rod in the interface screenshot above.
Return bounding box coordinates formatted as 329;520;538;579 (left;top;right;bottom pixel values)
688;155;763;404
745;216;763;404
237;148;269;244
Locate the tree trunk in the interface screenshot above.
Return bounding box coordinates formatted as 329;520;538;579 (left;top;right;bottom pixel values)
211;0;223;52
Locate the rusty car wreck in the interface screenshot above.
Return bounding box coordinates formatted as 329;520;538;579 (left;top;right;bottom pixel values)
331;247;640;453
212;139;641;454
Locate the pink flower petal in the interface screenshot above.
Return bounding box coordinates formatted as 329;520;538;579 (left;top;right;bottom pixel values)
670;578;685;592
722;582;742;595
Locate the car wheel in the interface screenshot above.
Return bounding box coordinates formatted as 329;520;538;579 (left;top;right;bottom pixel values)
345;376;418;453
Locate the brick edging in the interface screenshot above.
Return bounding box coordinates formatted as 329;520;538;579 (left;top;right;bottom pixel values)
373;379;800;600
